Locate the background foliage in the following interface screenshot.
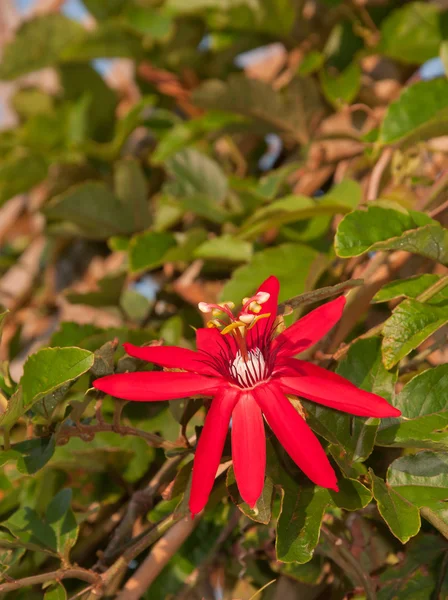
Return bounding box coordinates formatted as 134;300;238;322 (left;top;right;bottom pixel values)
0;0;448;598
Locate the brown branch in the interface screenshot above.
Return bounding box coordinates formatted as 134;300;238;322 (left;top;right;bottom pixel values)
116;515;201;600
277;279;364;316
101;455;184;565
320;526;376;600
0;568;101;594
57;421;176;450
366;147;393;201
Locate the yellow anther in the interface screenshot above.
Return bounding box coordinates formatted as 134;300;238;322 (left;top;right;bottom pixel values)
249;301;262;313
247;313;271;330
220;301;235;310
220;320;246;335
207;319;221;328
239;313;256;324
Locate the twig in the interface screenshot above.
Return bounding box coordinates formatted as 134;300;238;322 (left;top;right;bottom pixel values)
399;340;443;374
417;274;448;303
320;526;376;600
429;197;448;220
0;568;101;594
176;507;241;600
57;421;176;450
277;279;364;316
115;515;202;600
366;147;393;201
101;455;184;565
433;550;448;599
100;514;180;595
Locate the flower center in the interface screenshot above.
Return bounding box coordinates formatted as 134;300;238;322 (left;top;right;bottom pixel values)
198;293;271;362
230;348;267;388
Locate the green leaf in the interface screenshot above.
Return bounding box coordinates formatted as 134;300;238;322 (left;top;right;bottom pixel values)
306;337;396;463
376;366;448;450
59;63;118;142
396;365;448;418
221;243;319;305
0;437;56;474
226;466;273;524
2;507;57;553
0;154;48;207
330;477;372;511
46;489;78;559
320;62;361;108
120;289;152;323
373;274;442;304
61;23;143;61
382;299;448;369
90;341;117;379
193;235;253;263
193;74;323;144
81;0;126;20
114;159;151;231
376;411;448;451
370;470;420;543
66;272;126;307
276;483;329;563
163;229;208;263
152;111;244;164
11;87;54;120
0;347;94;429
298;51;325;76
239;179;361;240
337;337;397;403
124;5;174;39
165;148;228;202
44;582;67;600
378;2;442;64
44;182;138;239
375;224;448;266
129;231;177;273
50;323;102;348
378;79;448;146
387;451;448;506
15;437;56;474
255;162;301;200
335;204;436;258
0;546;26;576
441;41;448;77
179;195;230;224
0;14;83;80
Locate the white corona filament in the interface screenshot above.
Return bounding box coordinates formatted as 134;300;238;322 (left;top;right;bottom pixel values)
230;348;267;388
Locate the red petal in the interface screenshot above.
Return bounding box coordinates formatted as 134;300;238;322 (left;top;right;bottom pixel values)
196;327;237;358
189;387;239;515
246;275;280;344
273;295;346;357
279;360;401;418
123;343;216;376
93;371;221;401
254;383;338;491
231;392;266;508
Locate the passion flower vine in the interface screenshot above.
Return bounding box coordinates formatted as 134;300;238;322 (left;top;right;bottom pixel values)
93;276;400;515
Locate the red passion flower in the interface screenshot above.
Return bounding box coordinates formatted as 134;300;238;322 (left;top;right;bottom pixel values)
93;276;400;515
